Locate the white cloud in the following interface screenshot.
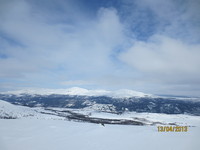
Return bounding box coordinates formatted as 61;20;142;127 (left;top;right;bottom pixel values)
0;0;200;96
61;80;94;86
120;35;200;74
0;1;126;89
136;0;200;42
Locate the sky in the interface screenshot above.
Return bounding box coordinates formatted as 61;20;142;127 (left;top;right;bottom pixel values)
0;0;200;96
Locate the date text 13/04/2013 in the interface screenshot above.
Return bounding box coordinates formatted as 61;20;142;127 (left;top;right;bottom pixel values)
157;126;188;132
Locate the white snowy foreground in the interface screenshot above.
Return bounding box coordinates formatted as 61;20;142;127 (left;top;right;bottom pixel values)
0;100;200;150
0;119;200;150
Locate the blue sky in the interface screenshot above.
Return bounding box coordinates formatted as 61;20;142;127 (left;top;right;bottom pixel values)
0;0;200;96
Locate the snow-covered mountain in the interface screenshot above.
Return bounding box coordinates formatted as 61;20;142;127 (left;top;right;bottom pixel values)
1;87;200;116
1;91;200;116
0;87;152;98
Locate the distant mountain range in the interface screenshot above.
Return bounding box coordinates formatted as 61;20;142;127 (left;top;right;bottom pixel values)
0;87;152;98
0;87;200;116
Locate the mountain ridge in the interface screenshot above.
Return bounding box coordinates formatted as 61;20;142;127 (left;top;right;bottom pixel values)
0;87;152;98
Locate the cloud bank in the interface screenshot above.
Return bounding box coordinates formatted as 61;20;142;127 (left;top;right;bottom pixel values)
0;0;200;96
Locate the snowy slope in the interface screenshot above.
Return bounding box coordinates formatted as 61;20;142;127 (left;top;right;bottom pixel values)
1;100;200;150
0;100;64;120
0;119;200;150
0;100;37;119
0;87;152;98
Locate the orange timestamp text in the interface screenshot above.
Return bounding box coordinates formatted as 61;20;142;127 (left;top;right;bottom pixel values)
157;126;188;132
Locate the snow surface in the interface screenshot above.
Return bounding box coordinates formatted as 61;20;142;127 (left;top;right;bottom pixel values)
0;100;64;120
0;119;200;150
1;100;200;150
0;87;152;98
